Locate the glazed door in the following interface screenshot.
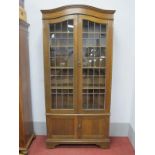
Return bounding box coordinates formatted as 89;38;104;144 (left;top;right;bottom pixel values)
44;15;78;114
77;15;112;114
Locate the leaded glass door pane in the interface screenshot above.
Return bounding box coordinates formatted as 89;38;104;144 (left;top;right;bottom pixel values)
82;19;107;110
49;19;75;109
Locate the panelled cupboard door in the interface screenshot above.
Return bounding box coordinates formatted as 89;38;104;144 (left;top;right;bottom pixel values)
78;115;109;139
46;115;77;139
43;15;78;114
77;15;112;114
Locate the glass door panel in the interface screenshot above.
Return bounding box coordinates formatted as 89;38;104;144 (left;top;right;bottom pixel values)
49;19;74;109
82;19;107;110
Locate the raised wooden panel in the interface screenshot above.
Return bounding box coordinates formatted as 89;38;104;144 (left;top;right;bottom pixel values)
79;115;109;139
46;116;76;139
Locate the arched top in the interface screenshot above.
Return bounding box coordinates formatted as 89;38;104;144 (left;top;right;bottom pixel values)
41;5;115;20
41;5;115;14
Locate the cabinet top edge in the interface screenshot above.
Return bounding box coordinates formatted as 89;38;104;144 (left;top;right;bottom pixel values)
41;5;116;14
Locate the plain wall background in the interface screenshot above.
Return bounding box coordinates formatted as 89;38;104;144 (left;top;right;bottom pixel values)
25;0;135;136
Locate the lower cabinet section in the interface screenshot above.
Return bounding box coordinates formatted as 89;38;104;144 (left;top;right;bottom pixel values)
46;114;110;148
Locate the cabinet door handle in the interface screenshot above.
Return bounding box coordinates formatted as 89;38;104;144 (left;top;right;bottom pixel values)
78;61;81;67
78;124;81;129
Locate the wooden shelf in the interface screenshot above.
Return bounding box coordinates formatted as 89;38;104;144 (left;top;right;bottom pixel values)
51;93;73;95
50;32;73;34
83;32;106;34
83;46;106;48
51;87;73;89
51;75;73;77
83;57;106;58
50;38;73;40
83;46;105;48
83;75;105;76
50;46;74;48
50;56;73;58
50;67;73;69
83;87;105;89
83;93;105;95
83;67;106;69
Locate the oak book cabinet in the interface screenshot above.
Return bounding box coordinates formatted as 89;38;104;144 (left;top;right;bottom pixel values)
41;5;115;148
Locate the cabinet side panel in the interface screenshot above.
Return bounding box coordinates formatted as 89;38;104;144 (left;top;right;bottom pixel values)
19;20;34;148
19;89;25;147
105;20;113;113
42;21;51;113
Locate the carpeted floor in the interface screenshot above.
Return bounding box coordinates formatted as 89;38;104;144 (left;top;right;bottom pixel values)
29;136;135;155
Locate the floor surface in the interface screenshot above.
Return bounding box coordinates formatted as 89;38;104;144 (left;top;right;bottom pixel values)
29;136;135;155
